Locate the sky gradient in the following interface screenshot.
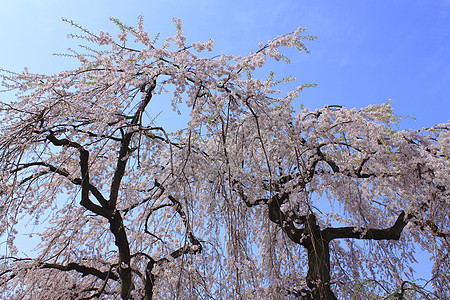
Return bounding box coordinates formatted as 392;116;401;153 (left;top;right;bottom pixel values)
1;0;449;129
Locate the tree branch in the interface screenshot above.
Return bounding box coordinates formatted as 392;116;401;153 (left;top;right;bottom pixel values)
41;262;119;281
46;131;110;217
323;211;413;241
109;78;157;208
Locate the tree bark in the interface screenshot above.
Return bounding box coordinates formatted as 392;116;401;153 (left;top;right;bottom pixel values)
302;215;338;300
109;210;132;299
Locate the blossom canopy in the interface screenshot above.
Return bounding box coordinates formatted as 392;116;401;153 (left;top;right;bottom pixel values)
0;17;449;299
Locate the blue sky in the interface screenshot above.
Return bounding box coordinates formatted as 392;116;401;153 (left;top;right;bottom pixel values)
0;0;448;285
1;0;449;129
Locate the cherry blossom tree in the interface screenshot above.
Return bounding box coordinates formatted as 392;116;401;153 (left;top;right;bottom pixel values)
0;17;449;299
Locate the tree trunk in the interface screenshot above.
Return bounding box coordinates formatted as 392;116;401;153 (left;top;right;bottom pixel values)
303;215;337;300
109;210;132;299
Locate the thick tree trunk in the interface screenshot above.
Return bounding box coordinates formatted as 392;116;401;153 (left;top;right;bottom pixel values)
267;196;337;299
303;215;337;300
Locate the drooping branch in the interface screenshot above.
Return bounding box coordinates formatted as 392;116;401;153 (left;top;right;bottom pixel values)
71;128;123;142
413;218;450;238
109;78;157;208
138;180;204;299
11;161;108;207
153;180;202;250
133;232;203;300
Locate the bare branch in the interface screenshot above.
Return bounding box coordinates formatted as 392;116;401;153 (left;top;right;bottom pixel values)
41;262;119;281
323;211;413;241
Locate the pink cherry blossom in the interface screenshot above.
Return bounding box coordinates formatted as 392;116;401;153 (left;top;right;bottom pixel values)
0;17;448;300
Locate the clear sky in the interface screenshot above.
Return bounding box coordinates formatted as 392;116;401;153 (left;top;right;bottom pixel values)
1;0;449;129
1;0;448;284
